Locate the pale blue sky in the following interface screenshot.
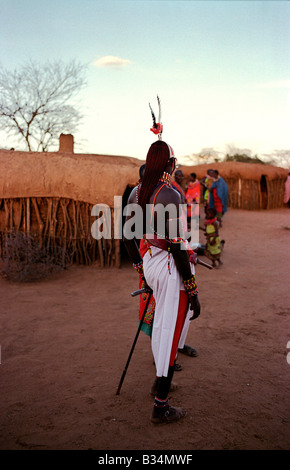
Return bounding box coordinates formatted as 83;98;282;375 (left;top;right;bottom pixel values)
1;0;289;163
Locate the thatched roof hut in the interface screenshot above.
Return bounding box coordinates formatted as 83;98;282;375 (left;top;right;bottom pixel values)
0;149;140;206
0;147;141;268
179;161;288;210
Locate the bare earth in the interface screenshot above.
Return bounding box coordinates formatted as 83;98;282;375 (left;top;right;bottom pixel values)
0;208;290;451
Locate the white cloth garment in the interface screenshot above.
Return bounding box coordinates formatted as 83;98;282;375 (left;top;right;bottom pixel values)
178;309;192;350
143;245;195;377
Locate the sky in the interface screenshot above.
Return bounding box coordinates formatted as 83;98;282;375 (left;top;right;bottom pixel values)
1;0;290;165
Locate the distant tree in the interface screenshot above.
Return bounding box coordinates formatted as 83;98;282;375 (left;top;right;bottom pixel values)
0;59;87;151
224;153;265;164
197;148;221;163
181;148;221;165
223;143;265;164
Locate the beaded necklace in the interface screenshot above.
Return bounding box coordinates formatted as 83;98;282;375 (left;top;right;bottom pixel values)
136;172;171;203
136;183;141;203
158;171;172;187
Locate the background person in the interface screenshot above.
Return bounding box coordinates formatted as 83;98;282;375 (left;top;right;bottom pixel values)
185;172;200;228
204;207;223;268
209;170;228;226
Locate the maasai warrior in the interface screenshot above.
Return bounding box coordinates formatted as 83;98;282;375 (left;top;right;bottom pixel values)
124;140;201;424
137;164;198;361
204;207;223;268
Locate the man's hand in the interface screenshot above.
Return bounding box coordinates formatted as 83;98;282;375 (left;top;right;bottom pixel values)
189;294;201;320
142;277;151;292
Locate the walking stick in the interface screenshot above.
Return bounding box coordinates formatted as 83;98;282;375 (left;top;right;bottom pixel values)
116;287;153;395
196;258;213;269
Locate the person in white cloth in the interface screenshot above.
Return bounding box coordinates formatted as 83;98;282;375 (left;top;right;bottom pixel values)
124;139;201;424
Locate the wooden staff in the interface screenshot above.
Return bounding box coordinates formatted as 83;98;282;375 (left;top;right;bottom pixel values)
116;287;153;395
196;258;213;269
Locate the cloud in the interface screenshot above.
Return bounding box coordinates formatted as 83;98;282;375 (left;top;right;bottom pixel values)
93;55;132;69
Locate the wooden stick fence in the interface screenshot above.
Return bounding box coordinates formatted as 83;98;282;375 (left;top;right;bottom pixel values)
0;197;120;268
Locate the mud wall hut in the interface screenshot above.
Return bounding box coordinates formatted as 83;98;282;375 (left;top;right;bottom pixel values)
179;161;288;210
0;143;141;268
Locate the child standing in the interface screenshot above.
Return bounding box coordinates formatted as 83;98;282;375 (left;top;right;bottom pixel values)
204;208;223;268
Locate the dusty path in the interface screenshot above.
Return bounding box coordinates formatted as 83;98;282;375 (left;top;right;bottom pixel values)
0;208;290;450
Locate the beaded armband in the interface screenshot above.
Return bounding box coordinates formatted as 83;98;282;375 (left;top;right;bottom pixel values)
133;261;144;277
183;275;198;296
171;237;183;244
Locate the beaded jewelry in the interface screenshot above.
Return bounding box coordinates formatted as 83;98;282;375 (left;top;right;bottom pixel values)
133;260;144;277
183;275;198;296
136;183;141;203
167;246;171;275
159;171;172;187
171;237;184;244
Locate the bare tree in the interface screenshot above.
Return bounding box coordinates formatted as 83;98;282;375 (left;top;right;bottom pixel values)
262;150;290;168
197;147;222;163
0;59;87;151
181;147;221;165
224;143;253;158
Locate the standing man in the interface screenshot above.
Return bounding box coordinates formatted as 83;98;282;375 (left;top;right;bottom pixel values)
123;140;201;424
144;165;198;361
209;170;228;226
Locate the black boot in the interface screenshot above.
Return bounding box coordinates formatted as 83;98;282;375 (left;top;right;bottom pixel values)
150;366;186;424
151;403;186;424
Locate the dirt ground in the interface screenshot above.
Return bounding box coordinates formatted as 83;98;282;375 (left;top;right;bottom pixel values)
0;208;290;451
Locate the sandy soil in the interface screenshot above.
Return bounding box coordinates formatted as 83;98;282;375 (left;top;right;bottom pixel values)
0;208;290;451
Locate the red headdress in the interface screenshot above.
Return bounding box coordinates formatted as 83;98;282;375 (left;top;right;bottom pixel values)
149;96;175;157
137;97;175;210
149;95;163;140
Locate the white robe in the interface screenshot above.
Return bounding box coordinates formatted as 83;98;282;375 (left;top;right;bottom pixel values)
143;245;195;377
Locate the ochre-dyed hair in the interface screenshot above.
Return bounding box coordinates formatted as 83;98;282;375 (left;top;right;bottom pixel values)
138;140;173;210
